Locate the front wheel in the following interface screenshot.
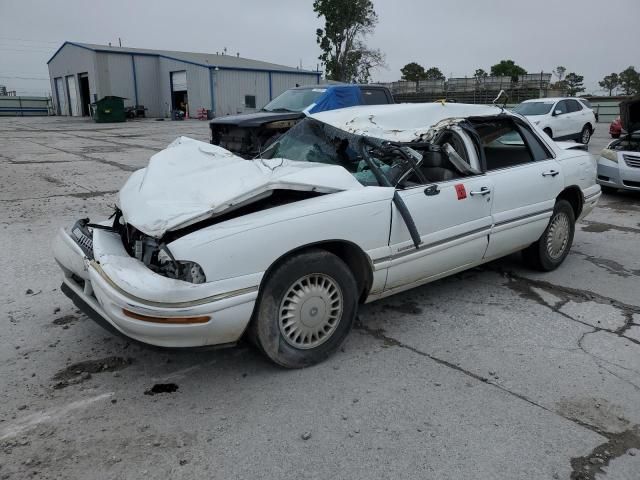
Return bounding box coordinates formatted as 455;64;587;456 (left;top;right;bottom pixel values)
579;125;592;144
251;249;358;368
522;200;575;271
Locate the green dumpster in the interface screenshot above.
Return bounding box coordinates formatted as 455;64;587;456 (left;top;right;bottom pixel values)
91;96;126;123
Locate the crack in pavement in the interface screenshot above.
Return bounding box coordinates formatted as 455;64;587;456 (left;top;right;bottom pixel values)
354;319;640;480
0;190;119;202
498;270;640;343
573;250;640;278
25;138;137;172
580;219;640;235
569;428;640;480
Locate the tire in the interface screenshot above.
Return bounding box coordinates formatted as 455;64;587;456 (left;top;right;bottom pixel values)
543;128;553;139
600;185;617;194
522;200;575;272
579;124;592;144
251;249;358;368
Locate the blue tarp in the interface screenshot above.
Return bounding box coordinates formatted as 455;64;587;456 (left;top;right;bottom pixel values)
307;85;364;114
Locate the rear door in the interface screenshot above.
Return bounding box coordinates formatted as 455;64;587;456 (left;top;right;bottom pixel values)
479;118;564;259
552;100;570;137
566;99;584;137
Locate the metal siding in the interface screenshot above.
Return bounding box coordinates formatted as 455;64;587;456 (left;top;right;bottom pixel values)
270;72;320;99
158;58;211;118
132;55;161;117
47;43;98;116
214;70;269;116
101;53;136;106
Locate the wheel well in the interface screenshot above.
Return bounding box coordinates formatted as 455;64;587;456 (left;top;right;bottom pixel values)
584;122;593;132
557;186;583;218
543;127;553;137
260;240;373;303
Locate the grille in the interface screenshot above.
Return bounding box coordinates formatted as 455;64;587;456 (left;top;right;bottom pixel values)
623;154;640;168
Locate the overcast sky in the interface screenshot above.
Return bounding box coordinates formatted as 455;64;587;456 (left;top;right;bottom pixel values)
1;0;638;96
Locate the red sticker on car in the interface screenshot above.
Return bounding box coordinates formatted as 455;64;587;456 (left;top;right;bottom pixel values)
454;184;467;200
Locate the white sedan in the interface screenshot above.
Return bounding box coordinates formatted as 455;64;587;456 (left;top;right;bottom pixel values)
513;97;597;144
53;103;600;368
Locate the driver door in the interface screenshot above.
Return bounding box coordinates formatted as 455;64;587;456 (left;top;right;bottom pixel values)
384;172;494;295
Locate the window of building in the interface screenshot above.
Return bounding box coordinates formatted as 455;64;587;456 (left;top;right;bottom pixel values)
244;95;256;109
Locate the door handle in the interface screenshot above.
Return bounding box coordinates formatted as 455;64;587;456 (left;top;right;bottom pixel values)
469;186;491;196
542;170;559;177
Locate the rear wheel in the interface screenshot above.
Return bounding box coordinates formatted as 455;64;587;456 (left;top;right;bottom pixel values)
251;249;358;368
579;124;592;144
522;200;575;271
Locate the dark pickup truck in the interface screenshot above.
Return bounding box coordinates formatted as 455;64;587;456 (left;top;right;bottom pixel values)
209;84;394;158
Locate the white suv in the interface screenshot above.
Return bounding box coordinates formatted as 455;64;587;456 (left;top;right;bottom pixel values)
513;97;597;144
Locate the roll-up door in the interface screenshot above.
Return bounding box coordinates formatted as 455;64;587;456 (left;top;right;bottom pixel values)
55;77;67;116
171;71;187;91
66;75;79;116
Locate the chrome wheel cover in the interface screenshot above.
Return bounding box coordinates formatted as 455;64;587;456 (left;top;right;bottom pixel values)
546;212;570;259
279;273;343;349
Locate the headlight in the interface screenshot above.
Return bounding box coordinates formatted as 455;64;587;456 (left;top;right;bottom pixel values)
265;120;298;129
600;149;618;163
156;250;206;284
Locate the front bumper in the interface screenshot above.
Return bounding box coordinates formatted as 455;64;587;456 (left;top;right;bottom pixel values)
53;226;260;348
597;156;640;191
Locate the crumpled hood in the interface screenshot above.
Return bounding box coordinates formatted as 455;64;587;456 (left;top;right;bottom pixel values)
118;137;363;238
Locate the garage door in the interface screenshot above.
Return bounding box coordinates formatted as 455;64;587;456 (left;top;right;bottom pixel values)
55;77;67;116
171;71;187;91
66;75;79;116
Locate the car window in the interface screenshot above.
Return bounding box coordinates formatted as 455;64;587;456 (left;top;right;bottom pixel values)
566;99;582;112
360;88;389;105
555;100;568;115
513;102;554;116
579;99;592;109
473;119;535;170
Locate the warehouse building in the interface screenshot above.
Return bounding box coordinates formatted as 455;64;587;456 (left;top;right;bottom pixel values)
47;42;321;118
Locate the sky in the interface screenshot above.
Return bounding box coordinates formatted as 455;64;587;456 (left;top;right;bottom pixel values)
1;0;639;96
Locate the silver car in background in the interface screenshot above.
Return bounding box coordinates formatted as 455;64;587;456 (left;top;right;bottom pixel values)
597;98;640;193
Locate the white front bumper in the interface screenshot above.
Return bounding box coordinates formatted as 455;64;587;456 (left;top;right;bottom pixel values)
53;227;260;348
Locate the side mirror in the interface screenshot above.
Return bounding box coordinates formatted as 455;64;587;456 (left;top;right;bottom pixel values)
554;109;563;116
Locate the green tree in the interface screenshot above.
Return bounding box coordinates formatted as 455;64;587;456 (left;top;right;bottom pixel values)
424;67;445;81
474;69;488;79
490;59;527;81
400;62;427;82
553;66;566;82
619;66;640;95
598;73;620;96
314;0;385;83
564;72;585;96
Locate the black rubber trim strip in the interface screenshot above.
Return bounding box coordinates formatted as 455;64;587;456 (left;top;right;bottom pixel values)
493;208;553;227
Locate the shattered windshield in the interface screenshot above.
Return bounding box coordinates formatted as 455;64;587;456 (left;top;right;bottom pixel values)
262;88;326;113
513;102;554;116
261;118;416;186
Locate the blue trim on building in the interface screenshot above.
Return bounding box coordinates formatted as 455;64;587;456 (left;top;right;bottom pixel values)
131;55;139;106
268;72;273;100
48;41;320;76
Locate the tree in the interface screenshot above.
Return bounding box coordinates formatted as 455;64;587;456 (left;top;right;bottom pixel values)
599;73;620;96
553;66;566;82
490;59;527;81
474;69;488;79
400;62;426;82
619;66;640;95
424;67;445;81
314;0;386;83
564;72;585;96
